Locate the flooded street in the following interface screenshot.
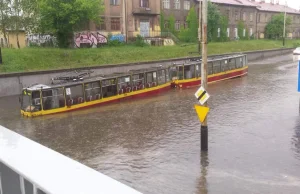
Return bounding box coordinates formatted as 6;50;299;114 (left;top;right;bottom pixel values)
1;54;300;194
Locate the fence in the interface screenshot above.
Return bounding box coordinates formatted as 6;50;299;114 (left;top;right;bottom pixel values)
0;125;142;194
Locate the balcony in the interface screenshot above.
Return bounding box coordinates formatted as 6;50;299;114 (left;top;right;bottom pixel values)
132;7;159;16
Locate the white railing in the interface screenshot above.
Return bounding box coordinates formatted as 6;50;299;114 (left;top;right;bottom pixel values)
0;125;142;194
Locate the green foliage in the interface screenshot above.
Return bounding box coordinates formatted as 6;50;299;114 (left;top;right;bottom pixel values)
1;40;299;73
237;21;245;39
134;35;148;47
179;6;198;42
219;15;229;42
265;13;292;39
208;1;220;42
38;0;104;48
160;11;165;33
186;6;198;41
169;14;176;35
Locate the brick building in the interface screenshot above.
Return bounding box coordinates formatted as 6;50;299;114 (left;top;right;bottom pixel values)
80;0;300;45
88;0;161;39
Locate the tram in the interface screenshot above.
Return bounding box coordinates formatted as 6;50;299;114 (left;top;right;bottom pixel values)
170;54;248;88
20;54;248;117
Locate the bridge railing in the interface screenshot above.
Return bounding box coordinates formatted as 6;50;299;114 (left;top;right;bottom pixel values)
0;125;142;194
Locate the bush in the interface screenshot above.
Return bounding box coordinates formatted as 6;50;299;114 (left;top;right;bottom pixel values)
134;35;149;47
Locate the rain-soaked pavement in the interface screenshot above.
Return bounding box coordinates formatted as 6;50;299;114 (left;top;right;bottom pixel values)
1;54;300;194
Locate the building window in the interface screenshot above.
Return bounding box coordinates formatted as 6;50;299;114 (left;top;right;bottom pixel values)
243;12;246;21
175;21;181;30
227;28;230;37
184;22;188;29
217;28;220;38
140;0;149;8
243;29;246;37
174;0;180;9
110;0;119;5
234;28;237;38
258;14;261;22
265;14;267;22
184;1;190;10
235;12;238;20
250;13;253;22
164;20;169;29
163;0;170;9
111;18;120;31
96;18;106;31
250;28;253;36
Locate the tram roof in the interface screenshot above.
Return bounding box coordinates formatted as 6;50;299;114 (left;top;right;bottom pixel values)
172;54;246;67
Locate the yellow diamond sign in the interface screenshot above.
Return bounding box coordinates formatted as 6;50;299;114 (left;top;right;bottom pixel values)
194;86;210;105
194;104;210;123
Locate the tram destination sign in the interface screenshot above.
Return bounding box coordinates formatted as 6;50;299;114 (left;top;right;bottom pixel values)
194;86;210;105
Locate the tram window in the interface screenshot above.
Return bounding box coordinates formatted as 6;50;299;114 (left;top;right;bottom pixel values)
236;57;243;68
118;76;131;94
195;63;201;78
169;66;178;81
65;85;84;106
42;88;65;110
157;69;166;85
221;60;228;71
85;82;101;101
178;66;184;80
228;58;236;70
132;74;145;91
165;68;170;82
213;61;221;74
102;79;117;98
208;62;213;75
184;65;194;79
146;72;157;87
21;90;41;112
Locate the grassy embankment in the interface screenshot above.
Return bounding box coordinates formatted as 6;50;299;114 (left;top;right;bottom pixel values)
0;39;299;73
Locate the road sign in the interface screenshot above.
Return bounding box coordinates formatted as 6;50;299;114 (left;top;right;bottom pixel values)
194;86;210;105
194;104;210;123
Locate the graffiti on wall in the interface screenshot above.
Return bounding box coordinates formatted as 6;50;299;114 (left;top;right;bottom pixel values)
163;38;175;46
110;34;125;42
27;34;56;47
75;32;108;48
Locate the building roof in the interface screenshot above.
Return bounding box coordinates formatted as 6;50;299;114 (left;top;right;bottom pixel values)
197;0;257;7
253;1;300;14
196;0;300;14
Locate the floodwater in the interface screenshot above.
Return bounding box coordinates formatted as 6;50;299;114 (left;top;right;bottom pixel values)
1;54;300;194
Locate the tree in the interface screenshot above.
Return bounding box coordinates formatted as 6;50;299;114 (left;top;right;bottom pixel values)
160;11;165;33
219;15;228;42
168;14;175;35
186;6;198;41
207;1;220;41
265;13;291;39
0;0;12;47
237;21;245;40
38;0;104;48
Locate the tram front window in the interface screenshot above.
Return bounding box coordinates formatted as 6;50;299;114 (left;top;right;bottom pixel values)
21;90;41;112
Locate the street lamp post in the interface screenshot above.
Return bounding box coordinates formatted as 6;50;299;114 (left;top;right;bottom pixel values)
283;0;287;47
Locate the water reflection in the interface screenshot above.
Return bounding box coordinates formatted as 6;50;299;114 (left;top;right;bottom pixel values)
196;152;209;194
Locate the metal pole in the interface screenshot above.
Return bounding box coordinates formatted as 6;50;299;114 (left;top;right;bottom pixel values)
198;0;202;54
122;0;127;43
283;1;286;47
201;0;208;151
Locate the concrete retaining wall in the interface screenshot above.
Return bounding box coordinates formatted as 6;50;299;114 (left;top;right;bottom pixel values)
0;47;294;97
